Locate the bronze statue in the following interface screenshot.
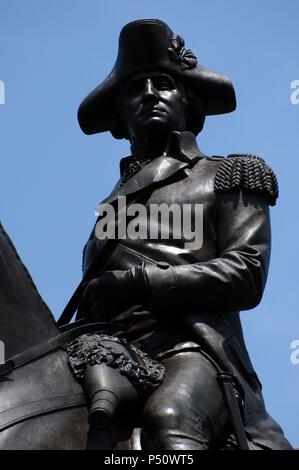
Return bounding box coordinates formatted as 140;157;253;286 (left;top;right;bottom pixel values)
0;18;292;450
63;19;292;449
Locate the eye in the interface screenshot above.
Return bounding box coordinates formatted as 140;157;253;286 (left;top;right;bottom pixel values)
154;76;175;91
124;79;143;97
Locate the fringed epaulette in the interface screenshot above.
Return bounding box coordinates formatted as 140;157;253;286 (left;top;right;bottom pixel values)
214;153;279;206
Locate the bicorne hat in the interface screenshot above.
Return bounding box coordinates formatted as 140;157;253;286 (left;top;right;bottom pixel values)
78;19;236;135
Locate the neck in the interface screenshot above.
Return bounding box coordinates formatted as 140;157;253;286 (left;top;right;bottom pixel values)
130;134;169;160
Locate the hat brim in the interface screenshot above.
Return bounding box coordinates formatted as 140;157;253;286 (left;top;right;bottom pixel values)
78;63;236;135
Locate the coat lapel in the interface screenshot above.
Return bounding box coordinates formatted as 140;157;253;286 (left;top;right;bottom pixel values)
100;155;188;206
91;132;205;266
99;131;205;207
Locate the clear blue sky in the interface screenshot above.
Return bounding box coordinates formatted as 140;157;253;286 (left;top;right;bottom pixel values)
0;0;298;447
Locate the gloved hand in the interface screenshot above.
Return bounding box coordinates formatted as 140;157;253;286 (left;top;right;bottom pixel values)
79;266;148;320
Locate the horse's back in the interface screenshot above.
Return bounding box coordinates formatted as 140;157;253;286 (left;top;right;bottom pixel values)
0;348;90;449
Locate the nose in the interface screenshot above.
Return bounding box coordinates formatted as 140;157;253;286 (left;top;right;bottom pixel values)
143;79;158;100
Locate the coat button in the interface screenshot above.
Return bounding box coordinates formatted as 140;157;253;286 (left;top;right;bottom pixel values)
157;261;170;269
168;287;177;298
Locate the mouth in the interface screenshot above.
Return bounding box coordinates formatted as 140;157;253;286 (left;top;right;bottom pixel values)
140;108;167;118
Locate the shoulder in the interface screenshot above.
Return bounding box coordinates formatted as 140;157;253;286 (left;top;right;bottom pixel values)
211;153;279;206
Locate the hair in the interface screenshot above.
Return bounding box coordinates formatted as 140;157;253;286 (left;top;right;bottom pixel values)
109;76;206;140
183;86;206;136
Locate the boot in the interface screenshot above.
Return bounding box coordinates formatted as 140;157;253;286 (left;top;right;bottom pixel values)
83;363;139;429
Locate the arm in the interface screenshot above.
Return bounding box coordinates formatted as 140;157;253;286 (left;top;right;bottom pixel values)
144;191;272;312
80;155;277;318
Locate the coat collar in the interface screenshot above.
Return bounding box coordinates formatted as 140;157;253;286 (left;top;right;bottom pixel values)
120;131;204;175
100;131;205;206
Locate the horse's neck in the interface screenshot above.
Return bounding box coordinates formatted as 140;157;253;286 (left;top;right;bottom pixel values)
0;224;58;359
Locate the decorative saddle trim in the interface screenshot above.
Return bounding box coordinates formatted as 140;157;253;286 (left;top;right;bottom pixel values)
66;333;166;394
214;153;279;206
0;320;124;378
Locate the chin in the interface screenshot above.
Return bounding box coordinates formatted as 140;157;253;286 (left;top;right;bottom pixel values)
139;117;171;138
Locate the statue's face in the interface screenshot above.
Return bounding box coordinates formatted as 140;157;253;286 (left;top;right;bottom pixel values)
119;71;187;141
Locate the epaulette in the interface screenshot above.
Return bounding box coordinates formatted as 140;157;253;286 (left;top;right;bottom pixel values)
214;153;279;206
